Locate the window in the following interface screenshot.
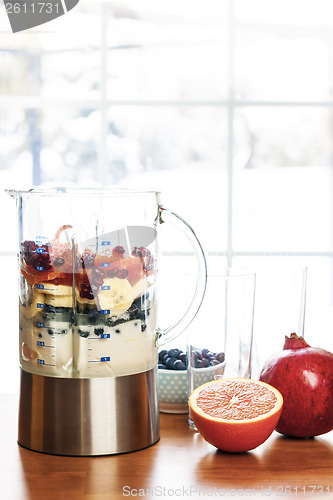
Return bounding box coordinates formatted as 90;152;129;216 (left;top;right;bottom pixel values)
1;0;333;391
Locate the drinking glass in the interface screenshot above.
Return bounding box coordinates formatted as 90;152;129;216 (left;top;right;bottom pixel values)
187;269;256;429
251;266;307;379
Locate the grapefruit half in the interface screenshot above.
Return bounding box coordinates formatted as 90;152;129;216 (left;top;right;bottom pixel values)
189;378;283;453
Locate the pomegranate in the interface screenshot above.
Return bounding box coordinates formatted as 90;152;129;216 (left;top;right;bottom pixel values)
259;333;333;438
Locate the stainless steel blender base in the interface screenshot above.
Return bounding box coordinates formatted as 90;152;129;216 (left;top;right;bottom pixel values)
18;368;160;456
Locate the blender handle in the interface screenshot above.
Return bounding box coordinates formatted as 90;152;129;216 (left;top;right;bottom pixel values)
156;206;207;347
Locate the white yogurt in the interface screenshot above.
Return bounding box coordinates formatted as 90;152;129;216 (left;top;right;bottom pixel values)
19;292;157;378
19;305;73;377
73;318;156;378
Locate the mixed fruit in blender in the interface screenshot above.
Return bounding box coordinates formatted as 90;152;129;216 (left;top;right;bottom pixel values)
19;225;156;378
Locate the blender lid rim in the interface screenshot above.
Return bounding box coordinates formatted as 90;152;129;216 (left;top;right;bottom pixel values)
5;185;161;197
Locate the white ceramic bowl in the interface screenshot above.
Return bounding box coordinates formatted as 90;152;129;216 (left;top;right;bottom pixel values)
158;361;226;414
158;369;188;414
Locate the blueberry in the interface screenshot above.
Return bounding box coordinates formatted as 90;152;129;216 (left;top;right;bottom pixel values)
93;268;105;278
84;255;95;268
158;363;165;369
159;350;168;362
193;350;202;360
196;359;204;368
78;329;89;338
168;348;181;358
117;269;129;279
88;309;100;322
202;348;210;358
173;359;186;370
92;277;104;287
201;358;209;368
128;303;139;318
53;256;65;267
137;310;146;321
165;357;177;369
163;357;170;367
203;351;214;359
107;268;119;278
210;359;220;366
179;352;187;364
216;352;225;363
162;353;169;364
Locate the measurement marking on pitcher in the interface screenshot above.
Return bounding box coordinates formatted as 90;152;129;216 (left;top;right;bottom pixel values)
37;341;55;348
36;266;54;272
36;251;52;256
36;284;54;291
37;359;55;366
88;357;110;362
88;335;110;340
36;323;56;332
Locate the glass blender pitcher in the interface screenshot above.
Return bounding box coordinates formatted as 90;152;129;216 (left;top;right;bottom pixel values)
7;186;206;456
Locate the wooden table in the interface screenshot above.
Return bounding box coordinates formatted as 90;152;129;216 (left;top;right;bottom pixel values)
1;394;333;499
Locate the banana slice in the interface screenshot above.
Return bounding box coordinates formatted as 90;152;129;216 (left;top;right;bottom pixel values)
45;294;73;308
97;277;134;316
132;278;152;300
75;288;96;306
20;292;44;318
37;284;72;296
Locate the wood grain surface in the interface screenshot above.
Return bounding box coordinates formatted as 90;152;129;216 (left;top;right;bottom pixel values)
1;394;333;499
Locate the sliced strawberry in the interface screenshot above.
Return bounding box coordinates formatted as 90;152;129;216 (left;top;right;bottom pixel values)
118;256;146;285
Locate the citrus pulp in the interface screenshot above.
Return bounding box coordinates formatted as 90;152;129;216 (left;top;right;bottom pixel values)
189;378;283;453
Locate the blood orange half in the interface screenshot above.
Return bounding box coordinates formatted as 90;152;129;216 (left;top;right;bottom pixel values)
189;378;283;453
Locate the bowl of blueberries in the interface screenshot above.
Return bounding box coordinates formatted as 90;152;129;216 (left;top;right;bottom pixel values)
158;347;225;414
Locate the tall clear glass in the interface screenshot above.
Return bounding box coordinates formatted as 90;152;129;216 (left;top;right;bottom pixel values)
251;266;307;379
187;269;256;428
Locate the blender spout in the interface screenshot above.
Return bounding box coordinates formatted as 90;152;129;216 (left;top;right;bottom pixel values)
5;189;19;199
5;187;36;198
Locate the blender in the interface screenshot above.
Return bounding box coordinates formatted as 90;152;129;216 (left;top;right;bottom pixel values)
7;186;207;455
